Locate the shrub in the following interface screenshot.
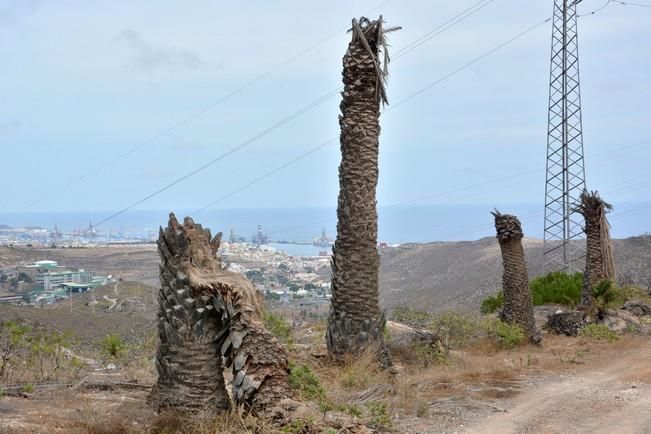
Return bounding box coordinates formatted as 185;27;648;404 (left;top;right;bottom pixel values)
22;383;35;393
100;334;125;358
411;342;444;367
530;271;582;307
591;280;616;316
281;419;311;434
288;363;325;402
0;320;30;379
430;311;479;349
483;319;526;349
480;292;504;314
264;312;293;346
367;401;391;428
580;324;618;342
391;307;434;326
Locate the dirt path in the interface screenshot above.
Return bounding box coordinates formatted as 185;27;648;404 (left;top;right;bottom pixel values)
465;344;651;434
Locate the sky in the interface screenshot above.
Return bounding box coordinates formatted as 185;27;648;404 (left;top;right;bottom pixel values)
0;0;650;226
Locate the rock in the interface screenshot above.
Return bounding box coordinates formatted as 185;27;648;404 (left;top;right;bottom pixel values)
545;312;586;336
621;300;651;317
385;320;442;352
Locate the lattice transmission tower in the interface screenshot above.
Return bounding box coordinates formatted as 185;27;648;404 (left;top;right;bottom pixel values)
543;0;587;273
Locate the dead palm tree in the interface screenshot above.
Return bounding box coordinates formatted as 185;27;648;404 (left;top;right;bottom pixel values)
575;190;615;307
492;211;540;343
152;214;230;413
326;17;398;363
152;214;291;414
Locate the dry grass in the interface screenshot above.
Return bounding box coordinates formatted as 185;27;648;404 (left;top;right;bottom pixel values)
2;316;649;434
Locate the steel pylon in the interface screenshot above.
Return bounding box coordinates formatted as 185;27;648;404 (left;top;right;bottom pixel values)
543;0;586;273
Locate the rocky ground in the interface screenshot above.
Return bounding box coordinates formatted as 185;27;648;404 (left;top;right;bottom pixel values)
1;312;651;433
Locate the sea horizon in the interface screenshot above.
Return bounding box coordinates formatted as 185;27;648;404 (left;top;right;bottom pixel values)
1;202;649;244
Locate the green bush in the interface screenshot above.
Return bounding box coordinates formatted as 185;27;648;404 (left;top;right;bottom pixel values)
480;292;504;314
530;271;582;306
483;319;526;349
100;334;125;358
430;311;479;349
580;324;618;342
22;383;35;393
288;363;325;402
480;272;582;313
264;312;293;346
367;401;391;428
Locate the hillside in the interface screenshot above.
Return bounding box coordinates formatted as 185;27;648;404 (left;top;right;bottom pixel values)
0;281;157;350
379;235;651;313
2;235;650;317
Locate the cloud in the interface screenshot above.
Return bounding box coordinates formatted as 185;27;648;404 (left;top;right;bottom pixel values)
0;120;21;135
0;0;40;28
118;29;205;73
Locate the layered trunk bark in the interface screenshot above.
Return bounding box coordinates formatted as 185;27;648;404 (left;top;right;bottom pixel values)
576;191;615;307
151;214;291;414
492;211;540;344
152;214;230;413
326;17;396;364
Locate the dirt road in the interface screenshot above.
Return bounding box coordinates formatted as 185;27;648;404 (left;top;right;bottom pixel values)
466;343;651;434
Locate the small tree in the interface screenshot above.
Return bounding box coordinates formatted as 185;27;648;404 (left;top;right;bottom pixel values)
0;320;29;379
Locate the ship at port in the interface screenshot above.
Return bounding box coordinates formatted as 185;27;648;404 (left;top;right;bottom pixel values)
313;228;333;247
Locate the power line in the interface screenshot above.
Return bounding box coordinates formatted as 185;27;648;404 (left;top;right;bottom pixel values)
92;2;502;227
264;136;651;238
4;0;393;217
388;17;551;112
93;88;341;227
578;0;612;17
423;179;651;242
392;0;495;59
191;138;337;215
194;17;552;224
612;0;651;8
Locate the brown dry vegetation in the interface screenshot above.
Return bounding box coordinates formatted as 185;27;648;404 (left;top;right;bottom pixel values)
2;314;650;433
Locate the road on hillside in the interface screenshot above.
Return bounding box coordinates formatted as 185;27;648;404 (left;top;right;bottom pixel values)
466;343;651;433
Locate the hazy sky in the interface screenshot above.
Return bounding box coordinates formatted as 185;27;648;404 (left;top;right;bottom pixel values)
1;0;650;217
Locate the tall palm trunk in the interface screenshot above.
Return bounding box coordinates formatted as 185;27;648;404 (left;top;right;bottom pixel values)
492;211;540;343
326;17;398;363
152;214;291;414
575;190;614;307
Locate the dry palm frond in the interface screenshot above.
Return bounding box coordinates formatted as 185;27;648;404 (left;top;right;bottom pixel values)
349;16;401;105
574;190;615;280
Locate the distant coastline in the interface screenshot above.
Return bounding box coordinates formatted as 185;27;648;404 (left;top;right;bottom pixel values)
1;203;649;244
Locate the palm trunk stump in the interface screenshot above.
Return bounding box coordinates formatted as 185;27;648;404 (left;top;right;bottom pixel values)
326;17;398;363
575;190;615;307
152;214;291;414
492;211;540;344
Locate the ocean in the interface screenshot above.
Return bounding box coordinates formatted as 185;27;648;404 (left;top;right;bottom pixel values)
1;203;649;244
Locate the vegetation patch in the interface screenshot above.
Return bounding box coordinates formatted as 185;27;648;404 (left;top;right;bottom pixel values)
430;311;479;349
367;401;392;428
100;333;125;358
482;319;526;350
530;272;582;306
481;271;583;313
580;324;618;342
264;312;293;347
480;292;504;314
391;306;435;327
288;363;325;402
